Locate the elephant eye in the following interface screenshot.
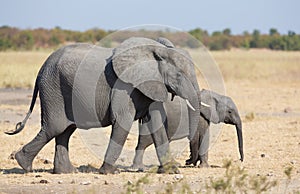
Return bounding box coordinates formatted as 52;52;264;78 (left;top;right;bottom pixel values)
176;72;184;79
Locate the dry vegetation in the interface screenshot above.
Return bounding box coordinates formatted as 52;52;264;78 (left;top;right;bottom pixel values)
213;49;300;82
0;49;299;193
0;51;50;88
1;49;299;87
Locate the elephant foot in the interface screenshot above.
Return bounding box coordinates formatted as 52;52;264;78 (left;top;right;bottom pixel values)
53;164;78;174
157;162;180;174
53;145;78;174
185;157;199;166
198;162;210;168
15;149;33;172
185;158;193;166
130;163;145;172
99;162;119;175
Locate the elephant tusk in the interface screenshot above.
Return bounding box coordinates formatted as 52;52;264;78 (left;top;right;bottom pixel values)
186;99;196;111
201;102;210;107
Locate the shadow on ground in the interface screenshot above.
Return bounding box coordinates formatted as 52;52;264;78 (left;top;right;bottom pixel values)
0;168;52;174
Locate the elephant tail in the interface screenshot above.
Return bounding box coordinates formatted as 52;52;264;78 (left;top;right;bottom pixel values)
5;79;39;135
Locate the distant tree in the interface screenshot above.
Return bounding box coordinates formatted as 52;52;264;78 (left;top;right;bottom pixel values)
223;28;231;36
253;29;260;38
242;39;250;49
48;28;64;47
188;28;208;42
13;30;34;50
212;31;222;36
243;31;250;36
209;35;231;50
239;31;251;49
81;29;96;42
269;37;286;50
269;28;279;36
49;35;61;46
94;29;108;42
288;30;296;37
250;29;260;48
0;38;11;51
283;33;300;50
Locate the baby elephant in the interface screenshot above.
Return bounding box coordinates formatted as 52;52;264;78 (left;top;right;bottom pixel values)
132;89;243;170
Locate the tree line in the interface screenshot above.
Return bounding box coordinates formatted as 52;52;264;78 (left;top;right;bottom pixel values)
1;25;300;51
189;28;300;51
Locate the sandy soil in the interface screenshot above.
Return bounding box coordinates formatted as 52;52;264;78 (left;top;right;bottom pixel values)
0;78;300;193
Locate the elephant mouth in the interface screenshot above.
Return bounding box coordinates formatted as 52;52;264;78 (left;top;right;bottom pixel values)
224;118;234;125
166;85;176;100
165;85;196;111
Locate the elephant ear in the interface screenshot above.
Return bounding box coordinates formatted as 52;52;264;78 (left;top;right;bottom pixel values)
200;89;220;124
111;37;168;102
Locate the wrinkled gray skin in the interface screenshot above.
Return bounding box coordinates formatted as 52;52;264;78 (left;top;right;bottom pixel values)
132;89;243;170
6;37;201;174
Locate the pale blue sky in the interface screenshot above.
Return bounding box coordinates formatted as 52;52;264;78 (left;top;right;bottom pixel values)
1;0;299;34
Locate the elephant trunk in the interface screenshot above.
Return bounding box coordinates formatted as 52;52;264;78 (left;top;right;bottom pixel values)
235;120;244;162
187;89;201;165
175;65;201;165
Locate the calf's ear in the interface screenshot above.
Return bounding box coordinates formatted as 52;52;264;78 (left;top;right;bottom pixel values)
200;90;220;124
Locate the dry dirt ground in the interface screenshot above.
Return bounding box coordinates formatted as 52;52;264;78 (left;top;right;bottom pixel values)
0;65;300;192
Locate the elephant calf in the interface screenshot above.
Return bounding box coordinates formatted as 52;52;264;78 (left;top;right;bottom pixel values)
132;89;243;170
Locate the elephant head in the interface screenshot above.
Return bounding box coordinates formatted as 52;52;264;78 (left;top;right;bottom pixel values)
200;89;244;161
111;37;201;148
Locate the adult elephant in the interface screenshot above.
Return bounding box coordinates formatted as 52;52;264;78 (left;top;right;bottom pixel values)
132;89;243;170
6;37;201;174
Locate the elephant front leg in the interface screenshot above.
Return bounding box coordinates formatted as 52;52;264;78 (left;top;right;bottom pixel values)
53;125;77;174
189;137;201;166
185;128;201;166
100;120;133;174
186;122;210;167
185;146;200;166
152;128;179;174
198;125;210;168
148;102;180;174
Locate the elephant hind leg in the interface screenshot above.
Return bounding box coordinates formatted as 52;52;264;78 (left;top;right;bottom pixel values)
132;127;154;171
199;153;209;168
132;136;152;171
53;124;77;174
15;127;53;172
